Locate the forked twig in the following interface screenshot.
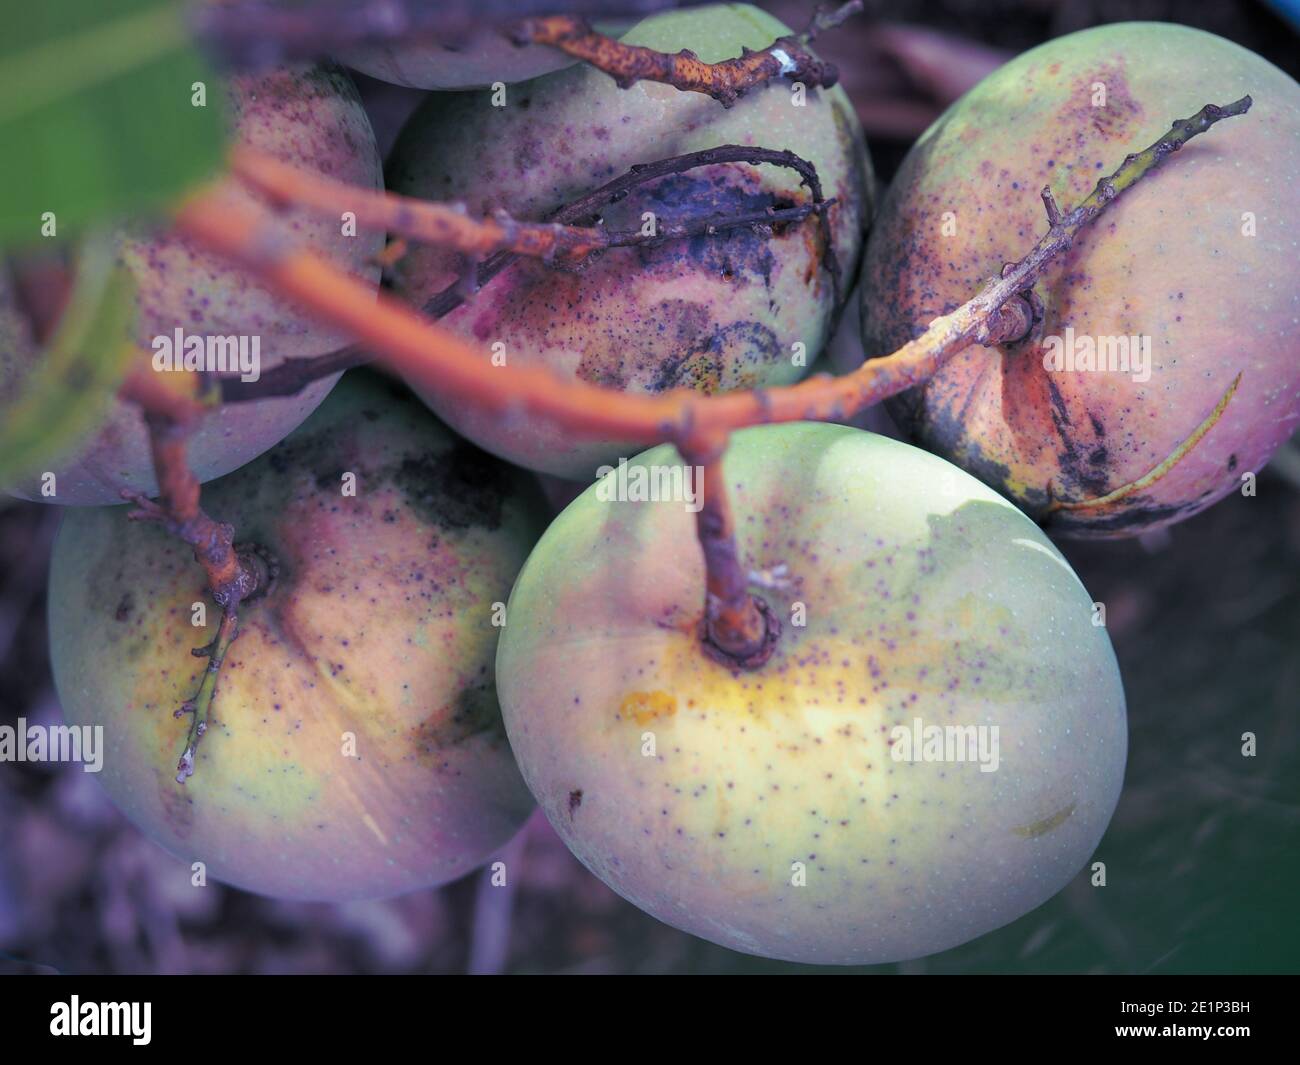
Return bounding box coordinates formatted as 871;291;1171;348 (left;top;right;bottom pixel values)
117;373;266;781
165;96;1252;666
221;143;840;403
232;145;832;272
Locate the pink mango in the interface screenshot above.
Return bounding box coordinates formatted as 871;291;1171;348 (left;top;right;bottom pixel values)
861;23;1300;537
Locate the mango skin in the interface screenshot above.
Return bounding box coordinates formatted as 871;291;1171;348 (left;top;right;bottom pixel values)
49;373;544;902
4;64;385;506
860;23;1300;538
0;261;36;410
387;3;872;481
338;26;589;90
497;423;1127;964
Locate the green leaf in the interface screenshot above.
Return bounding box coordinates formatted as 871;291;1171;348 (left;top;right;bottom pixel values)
0;0;226;246
0;235;139;484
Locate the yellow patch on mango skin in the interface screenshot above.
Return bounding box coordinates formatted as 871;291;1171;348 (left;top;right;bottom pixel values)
1014;803;1076;838
619;690;678;725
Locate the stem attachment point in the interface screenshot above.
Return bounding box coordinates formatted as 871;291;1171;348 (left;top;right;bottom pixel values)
701;593;781;670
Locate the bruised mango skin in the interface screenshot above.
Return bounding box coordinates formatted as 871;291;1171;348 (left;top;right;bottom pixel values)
49;373;544;902
387;3;872;481
4;64;385;506
860;23;1300;538
497;423;1126;964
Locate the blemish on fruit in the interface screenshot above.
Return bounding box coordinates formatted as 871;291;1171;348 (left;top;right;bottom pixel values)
648;320;780;394
1062;63;1144;140
414;681;508;761
157;771;196;839
392;443;510;531
619;690;678;725
314;467;346;491
636;172;779;290
1013;803;1077;838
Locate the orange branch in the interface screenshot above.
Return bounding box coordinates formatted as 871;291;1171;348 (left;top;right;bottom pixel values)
220;142;841;407
171;95;1251;668
170;182;969;667
118;365;210;426
118;374;267;782
173;189;955;444
514;2;861;107
233;147;608;265
682;430;780;666
232;144;830;270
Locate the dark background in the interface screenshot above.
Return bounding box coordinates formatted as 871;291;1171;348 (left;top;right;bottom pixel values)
1;0;1297;974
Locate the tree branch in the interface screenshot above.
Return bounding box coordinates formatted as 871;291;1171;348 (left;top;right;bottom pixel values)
232;144;832;270
513;1;862;107
172;96;1251;668
217;342;370;404
118;366;212;425
426;143;840;321
680;430;781;666
221;143;839;404
117;367;266;781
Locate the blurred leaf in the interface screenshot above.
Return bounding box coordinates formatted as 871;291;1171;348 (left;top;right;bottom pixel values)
0;235;138;484
0;0;226;246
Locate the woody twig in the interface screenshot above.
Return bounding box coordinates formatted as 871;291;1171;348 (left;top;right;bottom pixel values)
116;367;267;781
168;97;1250;666
513;1;863;107
221;142;839;404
